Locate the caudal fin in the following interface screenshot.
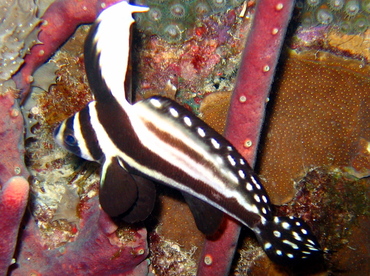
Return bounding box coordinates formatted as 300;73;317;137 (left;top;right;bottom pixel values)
255;216;323;266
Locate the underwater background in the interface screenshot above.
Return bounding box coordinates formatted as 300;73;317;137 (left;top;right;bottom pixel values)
0;0;369;275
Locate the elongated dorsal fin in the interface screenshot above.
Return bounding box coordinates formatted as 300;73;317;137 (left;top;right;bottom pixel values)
84;2;148;104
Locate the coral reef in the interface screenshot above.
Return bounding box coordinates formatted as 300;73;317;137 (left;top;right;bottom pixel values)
0;0;41;94
197;27;370;276
134;5;250;114
149;231;198;275
299;0;370;34
0;176;29;273
4;0;368;275
293;0;370;62
10;23;150;275
1;1;149;274
199;91;231;134
224;0;294;163
197;51;370;275
277;168;370;274
133;0;245;42
198;0;296;275
258;50;370;205
11;196;150;275
199;49;370;205
13;0;123;99
0;91;29;274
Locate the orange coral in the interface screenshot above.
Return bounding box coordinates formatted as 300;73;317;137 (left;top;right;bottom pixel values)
199;91;231;134
258;50;370;205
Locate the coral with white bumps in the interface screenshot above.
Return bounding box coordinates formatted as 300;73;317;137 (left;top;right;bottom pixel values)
134;0;245;42
300;0;370;34
0;0;41;93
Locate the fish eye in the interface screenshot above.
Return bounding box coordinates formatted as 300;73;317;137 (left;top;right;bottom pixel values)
65;134;77;147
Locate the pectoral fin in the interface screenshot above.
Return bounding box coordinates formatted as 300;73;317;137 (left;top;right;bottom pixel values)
120;174;156;223
99;157;138;217
183;193;224;236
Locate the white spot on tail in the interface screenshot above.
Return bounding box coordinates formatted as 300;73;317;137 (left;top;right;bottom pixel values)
197;127;206;137
283;240;298;249
246;183;253;191
227;155;236;166
184;116;192;127
282;222;290;229
150;98;162;108
169;107;179;117
254;194;260;202
238;170;245;179
251;176;258;185
251;176;261;189
264;242;272;250
292;231;302;241
210;138;220;149
307;239;316;245
262;195;268;203
276;250;283;256
301;229;308;235
262;207;267;214
273;230;281;238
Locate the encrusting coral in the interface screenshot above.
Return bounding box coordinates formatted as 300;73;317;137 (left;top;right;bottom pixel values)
0;0;40;94
299;0;370;34
259;50;370;205
134;0;246;42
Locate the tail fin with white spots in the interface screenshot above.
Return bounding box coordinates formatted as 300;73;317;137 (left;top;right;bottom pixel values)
255;216;323;266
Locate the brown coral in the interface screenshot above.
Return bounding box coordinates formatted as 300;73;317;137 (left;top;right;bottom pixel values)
258;50;370;205
199;91;231;134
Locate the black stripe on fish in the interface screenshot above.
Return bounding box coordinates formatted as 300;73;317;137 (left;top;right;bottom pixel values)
79;106;104;161
54;1;323;266
55;104;156;221
84;18;112;103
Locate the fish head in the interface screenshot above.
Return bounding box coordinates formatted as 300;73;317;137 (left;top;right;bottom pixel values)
54;109;103;162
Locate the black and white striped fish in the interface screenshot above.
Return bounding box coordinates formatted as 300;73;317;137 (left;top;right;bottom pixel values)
54;1;323;266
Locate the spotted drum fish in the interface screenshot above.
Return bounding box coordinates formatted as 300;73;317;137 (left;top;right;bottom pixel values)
54;1;323;265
